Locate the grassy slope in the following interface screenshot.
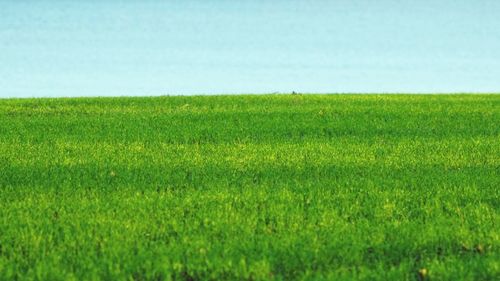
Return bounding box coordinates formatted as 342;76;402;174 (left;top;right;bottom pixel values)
0;94;499;280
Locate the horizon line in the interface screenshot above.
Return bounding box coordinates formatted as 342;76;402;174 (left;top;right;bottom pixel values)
1;92;500;100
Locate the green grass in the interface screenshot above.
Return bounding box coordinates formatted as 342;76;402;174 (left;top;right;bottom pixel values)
0;94;499;280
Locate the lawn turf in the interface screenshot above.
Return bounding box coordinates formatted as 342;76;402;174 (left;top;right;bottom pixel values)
0;94;499;280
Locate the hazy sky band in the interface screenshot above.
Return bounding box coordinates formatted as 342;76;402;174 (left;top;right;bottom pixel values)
1;0;499;97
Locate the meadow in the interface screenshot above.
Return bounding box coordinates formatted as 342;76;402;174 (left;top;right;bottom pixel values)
0;94;498;280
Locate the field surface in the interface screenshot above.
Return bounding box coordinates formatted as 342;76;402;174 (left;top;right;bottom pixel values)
0;94;499;280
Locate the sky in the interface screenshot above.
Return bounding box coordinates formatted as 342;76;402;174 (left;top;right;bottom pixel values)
1;0;499;98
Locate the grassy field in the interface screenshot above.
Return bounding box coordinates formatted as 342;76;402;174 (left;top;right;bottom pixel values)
0;94;499;280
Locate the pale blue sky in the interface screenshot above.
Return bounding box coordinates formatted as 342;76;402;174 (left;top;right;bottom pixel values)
1;0;499;97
